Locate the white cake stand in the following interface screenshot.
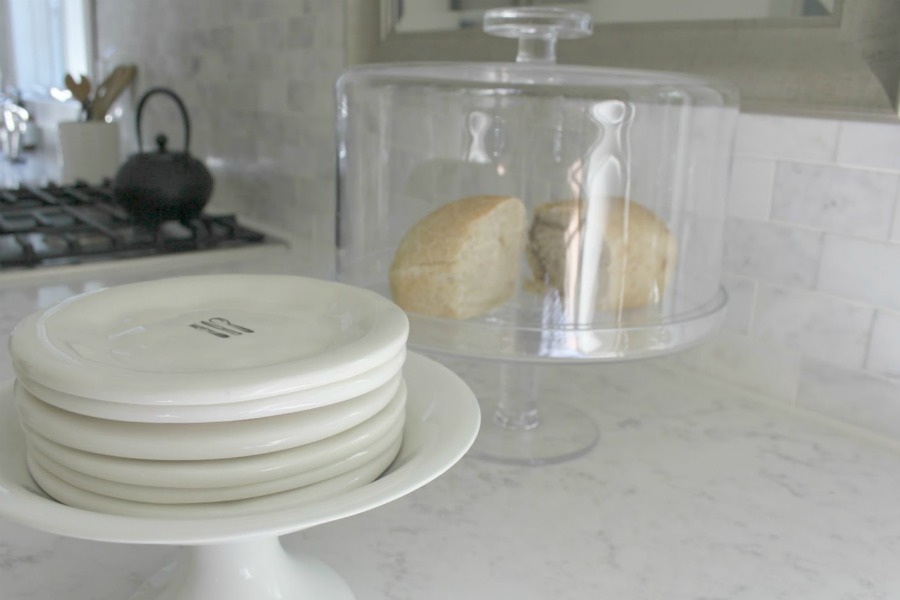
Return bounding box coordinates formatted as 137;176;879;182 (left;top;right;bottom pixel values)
0;352;480;600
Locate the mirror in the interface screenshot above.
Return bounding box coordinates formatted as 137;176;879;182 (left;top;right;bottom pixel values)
395;0;838;32
345;0;900;120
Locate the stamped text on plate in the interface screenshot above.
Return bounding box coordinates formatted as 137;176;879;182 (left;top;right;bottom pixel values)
189;317;255;339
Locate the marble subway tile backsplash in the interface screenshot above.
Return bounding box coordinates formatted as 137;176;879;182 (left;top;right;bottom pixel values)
753;284;873;369
817;235;900;310
867;311;900;379
723;218;823;288
837;120;900;171
681;112;900;442
726;156;775;220
719;274;756;335
94;0;344;245
770;162;898;239
733;113;840;163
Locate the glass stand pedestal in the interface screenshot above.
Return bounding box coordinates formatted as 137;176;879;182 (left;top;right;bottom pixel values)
441;361;600;466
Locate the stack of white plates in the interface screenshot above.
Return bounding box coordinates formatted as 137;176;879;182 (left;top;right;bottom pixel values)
8;274;410;519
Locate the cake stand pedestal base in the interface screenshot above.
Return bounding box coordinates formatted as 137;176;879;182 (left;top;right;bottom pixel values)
470;399;599;466
130;537;354;600
443;361;599;466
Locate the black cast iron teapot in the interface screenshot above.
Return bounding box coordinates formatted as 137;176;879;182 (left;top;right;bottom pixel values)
113;87;213;227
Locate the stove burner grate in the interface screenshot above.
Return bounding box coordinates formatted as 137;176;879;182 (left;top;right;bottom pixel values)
0;181;272;270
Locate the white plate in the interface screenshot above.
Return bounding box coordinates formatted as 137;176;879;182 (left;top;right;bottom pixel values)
15;375;405;460
0;352;480;543
25;417;405;505
9;275;409;405
26;432;404;519
22;387;406;489
16;348;406;423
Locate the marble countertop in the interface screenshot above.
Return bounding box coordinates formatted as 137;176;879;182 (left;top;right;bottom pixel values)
1;242;899;599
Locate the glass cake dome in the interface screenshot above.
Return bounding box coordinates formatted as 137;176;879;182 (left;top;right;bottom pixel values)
335;7;738;464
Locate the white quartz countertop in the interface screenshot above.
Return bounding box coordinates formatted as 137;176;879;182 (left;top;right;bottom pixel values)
1;242;899;599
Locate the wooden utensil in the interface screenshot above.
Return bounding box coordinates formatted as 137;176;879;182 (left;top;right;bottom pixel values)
64;73;92;118
90;65;138;121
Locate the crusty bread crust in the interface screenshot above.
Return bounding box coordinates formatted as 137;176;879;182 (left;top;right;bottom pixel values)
390;195;526;319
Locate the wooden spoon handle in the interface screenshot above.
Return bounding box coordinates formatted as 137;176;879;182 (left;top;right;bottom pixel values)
90;65;138;121
64;73;92;117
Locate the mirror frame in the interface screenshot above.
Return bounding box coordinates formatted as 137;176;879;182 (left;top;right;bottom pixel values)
345;0;900;121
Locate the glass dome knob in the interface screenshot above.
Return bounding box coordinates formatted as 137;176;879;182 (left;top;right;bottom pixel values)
483;7;593;64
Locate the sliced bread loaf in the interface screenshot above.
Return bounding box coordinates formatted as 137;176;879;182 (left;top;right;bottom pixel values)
390;195;527;320
526;197;677;311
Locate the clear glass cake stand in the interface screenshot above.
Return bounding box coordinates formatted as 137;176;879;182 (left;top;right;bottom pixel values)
406;285;727;465
335;7;738;466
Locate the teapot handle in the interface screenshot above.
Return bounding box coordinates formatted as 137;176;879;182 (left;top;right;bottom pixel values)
135;87;192;153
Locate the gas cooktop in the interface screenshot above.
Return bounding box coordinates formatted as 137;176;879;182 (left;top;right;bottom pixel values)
0;181;276;270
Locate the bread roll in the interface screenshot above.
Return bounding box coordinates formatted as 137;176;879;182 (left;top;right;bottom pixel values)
390;195;526;320
526;197;677;311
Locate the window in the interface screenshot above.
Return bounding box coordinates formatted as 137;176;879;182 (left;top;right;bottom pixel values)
3;0;92;95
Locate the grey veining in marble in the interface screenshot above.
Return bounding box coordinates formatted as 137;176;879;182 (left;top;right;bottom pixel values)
771;162;899;239
818;235;900;312
753;283;874;369
723;217;823;289
734;113;839;163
